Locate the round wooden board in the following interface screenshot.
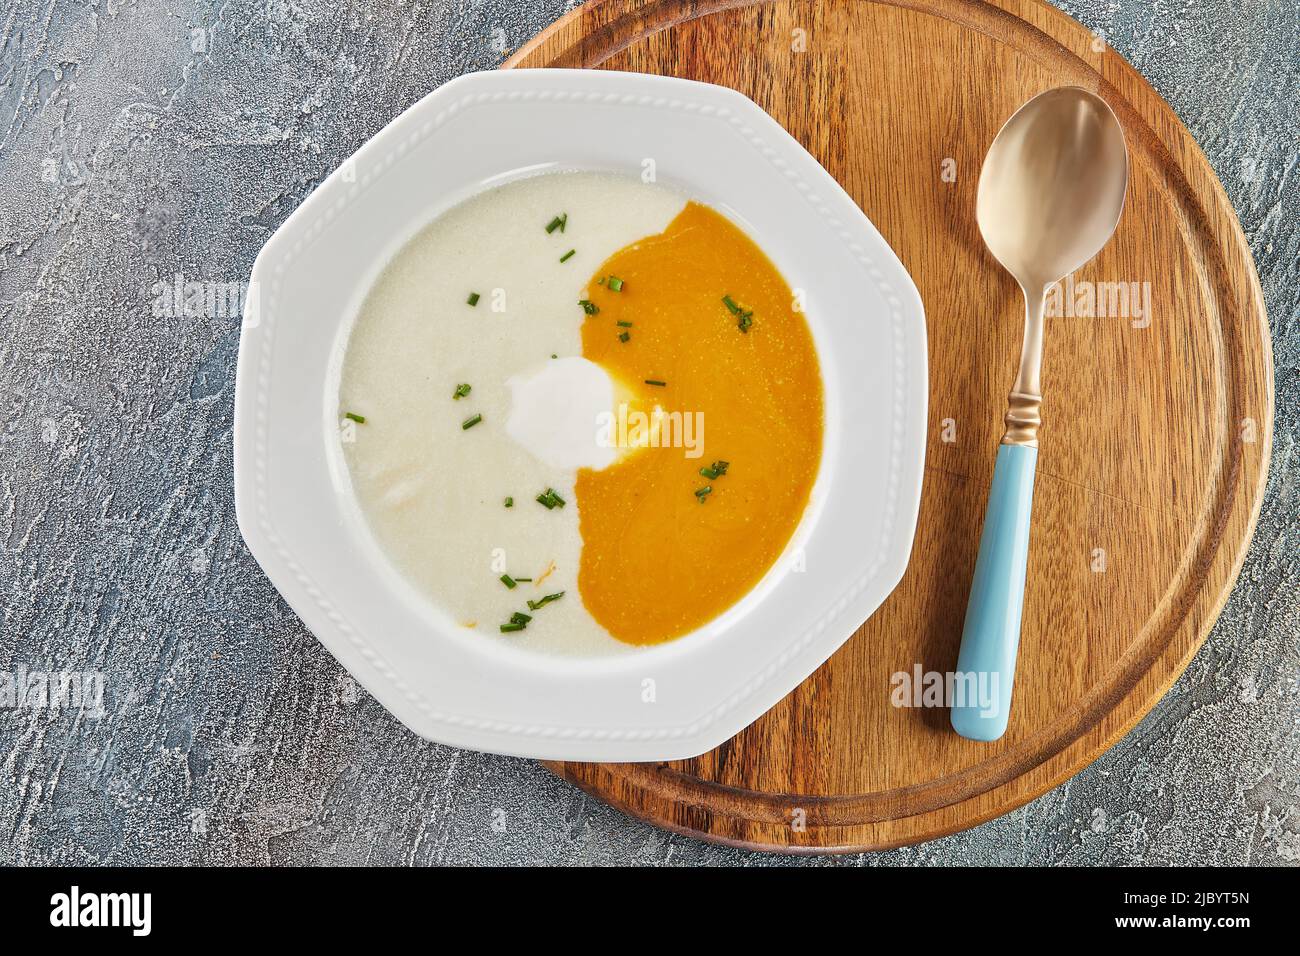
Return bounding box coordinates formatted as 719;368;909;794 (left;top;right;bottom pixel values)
505;0;1274;852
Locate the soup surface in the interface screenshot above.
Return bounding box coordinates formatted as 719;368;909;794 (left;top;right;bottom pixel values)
338;172;823;654
577;202;823;643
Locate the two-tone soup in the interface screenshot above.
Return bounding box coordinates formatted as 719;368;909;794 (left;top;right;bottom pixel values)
337;172;823;654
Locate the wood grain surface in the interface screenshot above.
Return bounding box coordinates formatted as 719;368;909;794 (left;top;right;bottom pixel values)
505;0;1275;852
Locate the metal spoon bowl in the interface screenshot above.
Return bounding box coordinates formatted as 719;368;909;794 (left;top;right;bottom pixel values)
978;88;1129;292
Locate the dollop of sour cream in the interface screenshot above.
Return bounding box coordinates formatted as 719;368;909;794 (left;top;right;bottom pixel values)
505;357;622;471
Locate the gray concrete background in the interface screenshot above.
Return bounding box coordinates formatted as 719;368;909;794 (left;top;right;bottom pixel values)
0;0;1295;866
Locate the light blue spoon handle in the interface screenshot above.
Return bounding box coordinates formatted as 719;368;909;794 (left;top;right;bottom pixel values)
950;442;1038;741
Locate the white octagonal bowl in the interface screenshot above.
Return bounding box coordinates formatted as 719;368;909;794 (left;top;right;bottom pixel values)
234;69;927;761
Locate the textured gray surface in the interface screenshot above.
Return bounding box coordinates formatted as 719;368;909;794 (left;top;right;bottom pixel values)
0;0;1295;866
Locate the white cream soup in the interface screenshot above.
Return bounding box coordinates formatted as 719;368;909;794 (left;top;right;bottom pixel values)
337;172;685;655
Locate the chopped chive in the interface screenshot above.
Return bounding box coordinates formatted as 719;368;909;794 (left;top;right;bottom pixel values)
461;413;482;430
551;353;557;359
499;622;527;633
453;383;471;400
618;331;630;343
545;213;567;234
559;249;576;263
616;321;633;327
513;577;532;582
699;459;730;480
343;412;366;424
578;299;599;316
527;591;565;611
504;497;513;508
644;379;666;387
535;487;566;509
723;294;754;332
607;276;624;292
500;574;517;590
695;485;713;502
510;611;532;625
466;292;480;306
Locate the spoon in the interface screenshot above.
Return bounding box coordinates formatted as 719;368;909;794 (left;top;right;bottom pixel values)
950;87;1128;742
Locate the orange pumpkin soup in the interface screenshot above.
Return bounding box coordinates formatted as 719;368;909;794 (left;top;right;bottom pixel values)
576;202;824;644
